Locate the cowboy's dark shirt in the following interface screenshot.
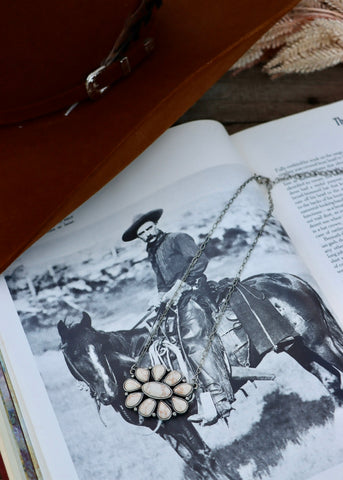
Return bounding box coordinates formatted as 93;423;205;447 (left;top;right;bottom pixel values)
146;231;208;292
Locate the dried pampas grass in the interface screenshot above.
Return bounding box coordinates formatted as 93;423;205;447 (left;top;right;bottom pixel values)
232;0;343;76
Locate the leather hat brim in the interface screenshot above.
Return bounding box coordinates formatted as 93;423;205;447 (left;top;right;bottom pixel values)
122;209;163;242
0;0;298;272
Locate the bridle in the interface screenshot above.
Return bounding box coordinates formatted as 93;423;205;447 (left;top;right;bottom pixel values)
60;342;118;426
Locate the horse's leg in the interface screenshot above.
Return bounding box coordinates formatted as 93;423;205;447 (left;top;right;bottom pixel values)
286;337;343;405
159;424;234;480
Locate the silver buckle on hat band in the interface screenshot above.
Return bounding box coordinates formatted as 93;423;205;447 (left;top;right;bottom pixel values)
85;66;109;100
85;58;131;100
85;37;155;100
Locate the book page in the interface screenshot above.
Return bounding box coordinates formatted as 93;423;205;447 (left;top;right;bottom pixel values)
0;121;243;480
0;278;79;480
1;120;343;480
231;101;343;325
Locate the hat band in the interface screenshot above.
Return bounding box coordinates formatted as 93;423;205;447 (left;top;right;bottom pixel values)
0;0;161;126
85;36;155;100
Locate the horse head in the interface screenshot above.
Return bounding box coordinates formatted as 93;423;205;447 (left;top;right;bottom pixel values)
58;312;118;406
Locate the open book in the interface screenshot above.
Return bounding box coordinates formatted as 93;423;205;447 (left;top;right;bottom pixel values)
0;101;343;480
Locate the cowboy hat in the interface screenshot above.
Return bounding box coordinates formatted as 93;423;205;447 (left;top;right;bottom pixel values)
0;0;299;272
122;209;163;242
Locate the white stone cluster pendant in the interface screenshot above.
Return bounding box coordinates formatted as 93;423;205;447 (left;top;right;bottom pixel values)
123;364;194;421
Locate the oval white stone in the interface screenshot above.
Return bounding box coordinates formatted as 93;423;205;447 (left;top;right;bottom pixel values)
142;382;172;399
138;398;156;417
152;364;166;381
125;392;143;408
135;367;150;383
157;401;172;421
173;383;193;397
164;370;182;386
123;378;141;392
171;396;189;414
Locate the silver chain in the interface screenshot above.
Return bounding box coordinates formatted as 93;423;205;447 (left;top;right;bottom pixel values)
131;168;343;386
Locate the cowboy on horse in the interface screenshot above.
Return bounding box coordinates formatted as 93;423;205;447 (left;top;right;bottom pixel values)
122;208;236;424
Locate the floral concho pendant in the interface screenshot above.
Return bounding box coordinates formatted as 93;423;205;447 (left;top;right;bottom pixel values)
123;364;194;421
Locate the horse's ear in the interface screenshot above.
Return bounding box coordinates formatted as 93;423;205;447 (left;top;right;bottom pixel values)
57;320;68;341
81;311;92;328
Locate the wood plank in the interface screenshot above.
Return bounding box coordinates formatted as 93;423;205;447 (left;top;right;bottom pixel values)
177;65;343;134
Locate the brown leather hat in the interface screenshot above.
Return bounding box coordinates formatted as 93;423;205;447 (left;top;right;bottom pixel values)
0;0;298;271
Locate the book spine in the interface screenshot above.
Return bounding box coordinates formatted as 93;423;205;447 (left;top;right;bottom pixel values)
0;353;39;480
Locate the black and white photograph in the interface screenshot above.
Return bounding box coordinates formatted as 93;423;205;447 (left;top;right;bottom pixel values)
4;163;343;480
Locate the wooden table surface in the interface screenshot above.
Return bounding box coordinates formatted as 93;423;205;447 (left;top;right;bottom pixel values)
177;65;343;134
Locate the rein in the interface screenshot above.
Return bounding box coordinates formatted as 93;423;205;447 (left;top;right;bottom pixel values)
60;345;94;391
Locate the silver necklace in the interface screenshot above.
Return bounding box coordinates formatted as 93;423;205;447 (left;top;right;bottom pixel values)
123;168;343;421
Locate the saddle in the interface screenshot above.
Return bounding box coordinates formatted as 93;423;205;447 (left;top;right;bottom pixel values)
208;278;296;357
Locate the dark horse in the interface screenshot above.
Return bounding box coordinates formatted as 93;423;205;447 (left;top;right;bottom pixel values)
58;273;343;479
58;313;231;480
219;273;343;404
